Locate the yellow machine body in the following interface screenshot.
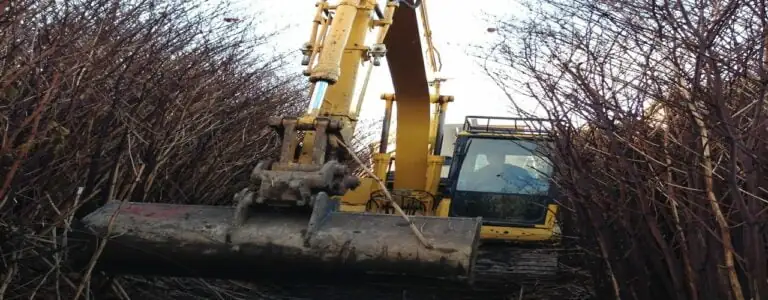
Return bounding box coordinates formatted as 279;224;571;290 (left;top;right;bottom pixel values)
74;0;563;290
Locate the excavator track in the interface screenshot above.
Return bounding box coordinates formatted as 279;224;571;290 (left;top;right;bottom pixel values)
472;243;561;288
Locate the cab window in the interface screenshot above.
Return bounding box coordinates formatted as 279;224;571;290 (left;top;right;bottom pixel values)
456;138;552;195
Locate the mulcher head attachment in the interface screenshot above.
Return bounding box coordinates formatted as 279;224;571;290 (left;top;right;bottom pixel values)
72;194;482;285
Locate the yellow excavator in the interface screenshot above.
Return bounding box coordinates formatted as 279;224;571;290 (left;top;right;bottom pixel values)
73;0;562;291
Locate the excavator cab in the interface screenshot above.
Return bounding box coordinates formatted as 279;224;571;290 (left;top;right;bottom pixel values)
435;116;562;284
447;116;556;232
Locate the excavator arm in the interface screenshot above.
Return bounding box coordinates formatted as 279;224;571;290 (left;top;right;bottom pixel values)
383;3;431;190
228;0;439;219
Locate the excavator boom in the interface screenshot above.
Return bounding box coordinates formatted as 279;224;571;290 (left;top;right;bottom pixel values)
384;4;431;190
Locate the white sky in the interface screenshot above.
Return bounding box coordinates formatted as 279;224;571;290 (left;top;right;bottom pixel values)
234;0;544;148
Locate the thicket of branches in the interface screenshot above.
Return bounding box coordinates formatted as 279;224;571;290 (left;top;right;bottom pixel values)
0;0;309;298
484;0;768;299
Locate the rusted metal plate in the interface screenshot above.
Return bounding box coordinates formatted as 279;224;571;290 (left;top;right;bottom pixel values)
72;201;482;285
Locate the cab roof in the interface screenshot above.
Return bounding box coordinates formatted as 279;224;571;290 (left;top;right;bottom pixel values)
461;115;554;138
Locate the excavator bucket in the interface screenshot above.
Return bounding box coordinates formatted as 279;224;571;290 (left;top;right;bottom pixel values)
71;196;483;286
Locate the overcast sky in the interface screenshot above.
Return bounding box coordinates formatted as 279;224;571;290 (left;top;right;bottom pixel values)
242;0;535;129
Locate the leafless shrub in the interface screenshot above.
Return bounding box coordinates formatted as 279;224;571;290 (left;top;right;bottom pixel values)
347;117;384;176
481;0;768;299
0;0;308;298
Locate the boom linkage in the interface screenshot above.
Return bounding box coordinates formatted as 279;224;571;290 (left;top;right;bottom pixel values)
230;0;394;229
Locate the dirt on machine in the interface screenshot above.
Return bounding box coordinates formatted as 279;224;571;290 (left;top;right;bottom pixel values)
69;0;569;295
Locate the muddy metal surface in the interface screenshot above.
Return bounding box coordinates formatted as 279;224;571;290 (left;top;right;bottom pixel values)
241;244;593;299
74;202;593;299
122;246;593;300
74;201;481;283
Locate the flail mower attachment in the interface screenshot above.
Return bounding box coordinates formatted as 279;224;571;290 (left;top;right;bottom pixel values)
72;193;482;285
